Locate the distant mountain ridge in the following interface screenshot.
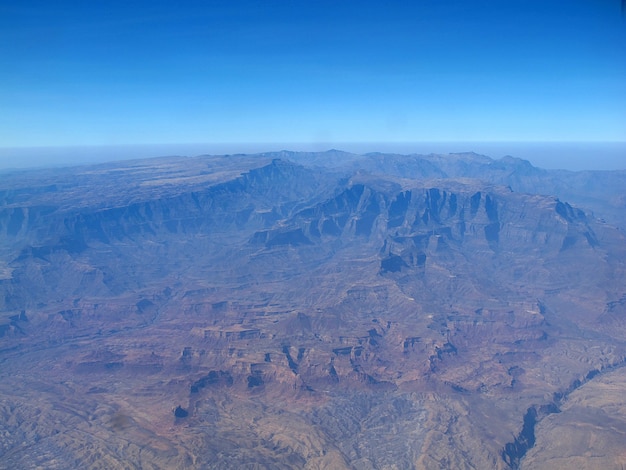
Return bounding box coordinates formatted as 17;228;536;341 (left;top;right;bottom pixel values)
276;149;626;228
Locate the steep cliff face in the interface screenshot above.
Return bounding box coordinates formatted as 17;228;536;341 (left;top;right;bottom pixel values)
0;159;338;309
0;159;331;248
1;152;625;469
281;149;626;230
253;178;603;295
239;174;623;395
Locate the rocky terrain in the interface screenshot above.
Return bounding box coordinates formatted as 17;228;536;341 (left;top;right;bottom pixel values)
1;150;625;469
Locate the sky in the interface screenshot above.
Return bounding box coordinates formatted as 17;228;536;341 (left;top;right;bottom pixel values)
0;0;625;168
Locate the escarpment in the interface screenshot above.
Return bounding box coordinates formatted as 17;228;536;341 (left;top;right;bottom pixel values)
1;151;625;469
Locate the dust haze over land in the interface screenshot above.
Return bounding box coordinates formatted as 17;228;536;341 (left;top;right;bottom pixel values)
1;141;625;171
1;150;626;469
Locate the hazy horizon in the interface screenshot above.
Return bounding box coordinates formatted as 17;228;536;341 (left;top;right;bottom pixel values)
0;141;624;172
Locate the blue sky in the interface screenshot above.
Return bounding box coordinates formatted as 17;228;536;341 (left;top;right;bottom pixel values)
1;0;625;149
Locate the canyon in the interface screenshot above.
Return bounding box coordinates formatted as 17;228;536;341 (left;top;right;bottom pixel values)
1;150;625;469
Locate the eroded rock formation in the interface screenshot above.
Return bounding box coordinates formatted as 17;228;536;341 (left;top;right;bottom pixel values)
1;151;625;469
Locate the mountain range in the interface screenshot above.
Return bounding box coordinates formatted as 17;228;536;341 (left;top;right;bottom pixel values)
1;150;625;469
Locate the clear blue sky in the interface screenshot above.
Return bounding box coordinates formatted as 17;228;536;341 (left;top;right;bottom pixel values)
1;0;625;148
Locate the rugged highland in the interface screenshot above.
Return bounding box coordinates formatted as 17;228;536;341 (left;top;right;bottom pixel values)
1;150;625;469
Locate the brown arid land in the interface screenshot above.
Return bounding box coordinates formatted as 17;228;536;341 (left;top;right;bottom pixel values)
1;150;626;469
